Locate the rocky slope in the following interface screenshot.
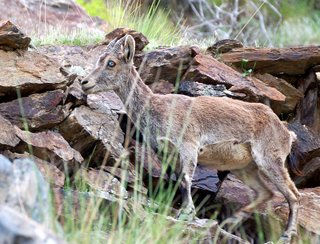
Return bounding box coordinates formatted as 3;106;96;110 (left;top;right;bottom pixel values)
0;16;320;243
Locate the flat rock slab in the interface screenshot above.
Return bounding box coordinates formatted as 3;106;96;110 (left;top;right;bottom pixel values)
0;114;20;147
0;90;69;130
134;46;199;84
59;106;124;160
183;54;285;102
0;20;31;51
0;50;66;97
255;73;303;114
14;126;83;163
219;46;320;75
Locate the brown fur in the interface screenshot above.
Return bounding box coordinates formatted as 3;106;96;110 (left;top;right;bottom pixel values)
81;35;300;243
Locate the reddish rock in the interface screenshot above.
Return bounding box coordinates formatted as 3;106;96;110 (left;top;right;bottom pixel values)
183;54;285;102
0;90;69;130
207;39;243;54
59;106;124;160
134;46;199;84
255;73;303;114
0;115;20;148
0;50;66;97
0;20;31;51
103;28;149;51
14;126;83;163
220;46;320;75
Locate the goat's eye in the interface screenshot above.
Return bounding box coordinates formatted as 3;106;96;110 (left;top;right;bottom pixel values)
107;60;116;68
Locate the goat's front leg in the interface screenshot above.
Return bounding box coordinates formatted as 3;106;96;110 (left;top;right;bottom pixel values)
176;143;198;221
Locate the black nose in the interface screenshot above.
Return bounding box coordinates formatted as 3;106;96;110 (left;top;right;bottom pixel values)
81;80;89;85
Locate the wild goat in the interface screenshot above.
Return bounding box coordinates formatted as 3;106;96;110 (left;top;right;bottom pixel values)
81;35;300;243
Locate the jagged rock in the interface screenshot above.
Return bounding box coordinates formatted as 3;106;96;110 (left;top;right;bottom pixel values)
0;206;65;244
0;50;66;98
103;27;149;51
3;157;50;224
183;54;285;102
294;157;320;188
295;71;320;133
0;0;100;35
134;46;199;84
207;39;243;54
0;20;31;51
287;122;320;178
101;166;136;184
77;168;128;200
87;92;125;115
59;106;124;160
219;46;320;75
5;151;65;188
0;90;70;130
14;126;83;163
255;73;303;114
178;81;246;99
0;114;20;147
0;155;13;203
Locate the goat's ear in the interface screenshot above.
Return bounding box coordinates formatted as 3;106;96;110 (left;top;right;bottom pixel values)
124;35;135;63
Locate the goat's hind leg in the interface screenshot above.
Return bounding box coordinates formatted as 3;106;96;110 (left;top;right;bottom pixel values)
253;154;300;243
176;143;198;221
220;163;273;231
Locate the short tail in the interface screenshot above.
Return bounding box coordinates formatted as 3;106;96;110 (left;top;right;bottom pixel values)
287;131;304;176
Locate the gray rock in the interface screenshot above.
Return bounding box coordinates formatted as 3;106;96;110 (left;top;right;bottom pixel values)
0;155;13;204
0;206;65;244
4;157;50;224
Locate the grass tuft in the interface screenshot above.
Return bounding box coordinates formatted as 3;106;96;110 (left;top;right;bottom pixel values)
76;0;181;48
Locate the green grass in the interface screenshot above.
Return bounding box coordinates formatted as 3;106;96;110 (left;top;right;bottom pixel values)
270;14;320;47
30;26;105;47
76;0;181;48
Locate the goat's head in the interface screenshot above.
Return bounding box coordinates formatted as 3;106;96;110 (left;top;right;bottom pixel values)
81;35;136;94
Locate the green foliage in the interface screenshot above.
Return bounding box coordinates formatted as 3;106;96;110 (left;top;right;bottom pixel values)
76;0;181;48
31;26;105;46
270;14;320;47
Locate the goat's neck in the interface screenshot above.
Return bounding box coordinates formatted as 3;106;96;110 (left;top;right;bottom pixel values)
116;68;154;129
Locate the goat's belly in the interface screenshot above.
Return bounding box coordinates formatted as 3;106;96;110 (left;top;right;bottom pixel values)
197;142;252;170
